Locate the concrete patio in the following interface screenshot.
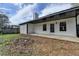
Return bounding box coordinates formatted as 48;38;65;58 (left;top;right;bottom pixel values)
30;34;79;43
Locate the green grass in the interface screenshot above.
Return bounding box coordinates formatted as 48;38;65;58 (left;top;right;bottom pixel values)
0;34;20;40
0;34;20;55
0;34;20;45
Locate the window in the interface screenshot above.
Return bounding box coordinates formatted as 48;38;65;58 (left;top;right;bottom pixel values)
50;24;54;32
43;24;47;31
60;22;66;31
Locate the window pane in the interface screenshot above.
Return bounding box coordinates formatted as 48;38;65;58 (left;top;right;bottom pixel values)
60;22;66;31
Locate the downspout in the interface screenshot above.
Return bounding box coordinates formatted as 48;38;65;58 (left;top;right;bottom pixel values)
75;10;78;37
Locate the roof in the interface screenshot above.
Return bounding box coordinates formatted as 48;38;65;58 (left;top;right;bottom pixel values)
20;6;79;25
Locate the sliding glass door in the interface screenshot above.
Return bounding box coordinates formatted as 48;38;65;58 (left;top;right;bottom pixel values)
50;24;54;32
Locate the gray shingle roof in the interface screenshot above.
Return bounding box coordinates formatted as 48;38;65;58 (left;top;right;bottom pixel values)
20;6;79;25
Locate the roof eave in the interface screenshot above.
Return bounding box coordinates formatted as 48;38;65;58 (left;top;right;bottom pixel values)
19;6;79;25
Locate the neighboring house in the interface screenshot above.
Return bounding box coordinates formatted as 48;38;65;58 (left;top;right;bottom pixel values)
0;13;9;33
19;6;79;37
2;25;19;34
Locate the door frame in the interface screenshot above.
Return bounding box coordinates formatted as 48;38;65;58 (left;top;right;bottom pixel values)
27;24;28;34
75;10;79;37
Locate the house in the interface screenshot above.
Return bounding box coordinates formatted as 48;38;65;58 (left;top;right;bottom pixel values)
2;25;19;34
19;6;79;37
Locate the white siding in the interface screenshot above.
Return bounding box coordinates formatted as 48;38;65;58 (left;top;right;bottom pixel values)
20;17;77;37
28;24;34;34
20;24;27;34
34;17;76;37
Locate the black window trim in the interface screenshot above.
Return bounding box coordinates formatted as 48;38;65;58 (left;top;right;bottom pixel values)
60;22;66;31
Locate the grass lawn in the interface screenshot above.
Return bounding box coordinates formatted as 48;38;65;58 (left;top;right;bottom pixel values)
0;34;20;41
0;34;20;46
0;34;20;55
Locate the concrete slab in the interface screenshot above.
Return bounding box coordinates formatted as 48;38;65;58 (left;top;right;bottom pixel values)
30;34;79;43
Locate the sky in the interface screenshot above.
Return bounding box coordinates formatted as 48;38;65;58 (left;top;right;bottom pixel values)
0;3;77;25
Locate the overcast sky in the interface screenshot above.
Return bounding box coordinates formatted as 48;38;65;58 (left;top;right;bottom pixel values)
0;3;76;25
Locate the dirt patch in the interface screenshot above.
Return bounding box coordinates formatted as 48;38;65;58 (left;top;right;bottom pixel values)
30;35;79;56
1;35;79;56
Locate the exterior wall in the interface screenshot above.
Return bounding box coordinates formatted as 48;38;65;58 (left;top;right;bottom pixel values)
34;17;76;37
28;24;34;34
20;24;27;34
20;17;77;37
